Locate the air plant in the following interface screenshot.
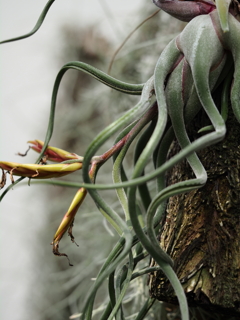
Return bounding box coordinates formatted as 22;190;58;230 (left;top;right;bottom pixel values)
0;0;239;319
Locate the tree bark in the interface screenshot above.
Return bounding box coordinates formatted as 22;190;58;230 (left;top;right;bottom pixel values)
149;105;240;318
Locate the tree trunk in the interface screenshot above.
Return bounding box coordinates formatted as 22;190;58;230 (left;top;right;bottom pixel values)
149;103;240;318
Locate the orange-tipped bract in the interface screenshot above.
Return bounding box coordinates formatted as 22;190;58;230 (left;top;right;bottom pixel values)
28;140;83;162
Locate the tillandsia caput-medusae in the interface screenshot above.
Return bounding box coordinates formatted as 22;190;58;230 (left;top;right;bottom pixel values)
1;0;240;319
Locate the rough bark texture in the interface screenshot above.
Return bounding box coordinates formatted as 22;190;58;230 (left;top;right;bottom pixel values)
149;107;240;318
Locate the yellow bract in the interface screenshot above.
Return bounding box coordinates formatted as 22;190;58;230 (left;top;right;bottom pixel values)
52;187;87;246
0;161;82;179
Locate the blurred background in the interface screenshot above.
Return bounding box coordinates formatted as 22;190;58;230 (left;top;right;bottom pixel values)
0;1;183;319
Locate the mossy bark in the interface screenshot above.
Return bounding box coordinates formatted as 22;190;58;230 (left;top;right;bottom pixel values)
149;107;240;318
